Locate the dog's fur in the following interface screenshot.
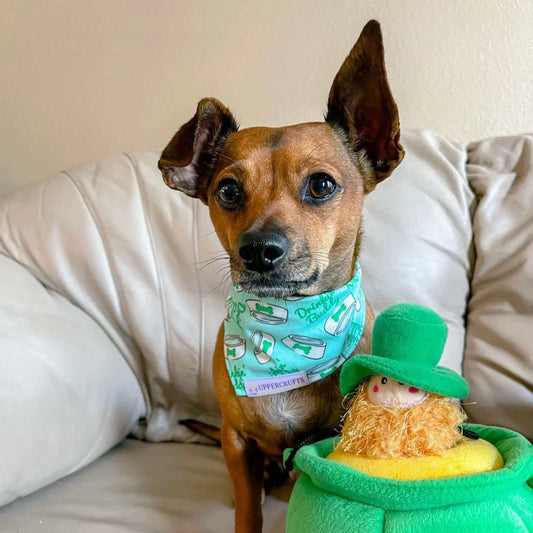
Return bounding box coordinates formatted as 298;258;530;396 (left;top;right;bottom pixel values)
159;20;404;533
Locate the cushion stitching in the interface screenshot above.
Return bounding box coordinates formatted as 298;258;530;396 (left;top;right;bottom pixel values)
124;153;172;407
191;200;205;400
62;167;150;413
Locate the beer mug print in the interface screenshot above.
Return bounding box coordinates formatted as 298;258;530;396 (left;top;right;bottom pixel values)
224;300;232;321
282;335;327;359
325;294;358;336
246;300;288;325
224;335;246;360
307;354;344;379
251;331;276;364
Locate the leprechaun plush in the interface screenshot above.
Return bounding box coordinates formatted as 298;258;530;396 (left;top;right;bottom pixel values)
285;304;533;533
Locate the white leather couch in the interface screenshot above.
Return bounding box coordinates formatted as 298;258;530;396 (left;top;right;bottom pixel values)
0;130;531;532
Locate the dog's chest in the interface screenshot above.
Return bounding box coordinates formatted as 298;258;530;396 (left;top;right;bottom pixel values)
257;392;314;433
243;373;344;453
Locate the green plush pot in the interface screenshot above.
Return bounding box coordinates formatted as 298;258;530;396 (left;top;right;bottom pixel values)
286;425;533;533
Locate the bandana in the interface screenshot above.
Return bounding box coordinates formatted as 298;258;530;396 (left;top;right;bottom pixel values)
223;263;366;397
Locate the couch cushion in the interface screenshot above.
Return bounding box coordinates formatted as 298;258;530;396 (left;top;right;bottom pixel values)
0;439;287;533
465;134;533;441
0;254;145;508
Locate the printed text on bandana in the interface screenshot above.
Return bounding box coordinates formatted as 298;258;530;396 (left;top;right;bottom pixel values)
244;372;309;397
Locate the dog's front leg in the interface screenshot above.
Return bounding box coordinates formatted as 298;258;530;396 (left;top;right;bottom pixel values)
221;422;265;533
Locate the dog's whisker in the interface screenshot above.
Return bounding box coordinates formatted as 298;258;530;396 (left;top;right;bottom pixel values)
193;252;230;265
197;255;229;265
218;152;239;164
195;263;228;274
206;272;233;296
214;266;231;279
194;259;229;272
199;230;218;240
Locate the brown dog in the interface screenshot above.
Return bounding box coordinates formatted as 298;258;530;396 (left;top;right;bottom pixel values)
159;20;403;533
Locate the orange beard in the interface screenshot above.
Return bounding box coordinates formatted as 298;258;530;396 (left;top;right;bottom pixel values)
337;380;467;458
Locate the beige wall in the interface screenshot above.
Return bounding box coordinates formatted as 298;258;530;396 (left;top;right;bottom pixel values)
1;0;532;194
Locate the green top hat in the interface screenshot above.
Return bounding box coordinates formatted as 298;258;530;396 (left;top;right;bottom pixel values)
340;303;469;399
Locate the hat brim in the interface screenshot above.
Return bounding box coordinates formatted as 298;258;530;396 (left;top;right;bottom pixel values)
340;354;469;399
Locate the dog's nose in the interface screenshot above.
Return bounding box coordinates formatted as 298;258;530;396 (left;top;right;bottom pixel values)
238;231;289;272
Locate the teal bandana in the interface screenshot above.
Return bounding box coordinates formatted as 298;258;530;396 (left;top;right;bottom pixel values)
223;264;366;397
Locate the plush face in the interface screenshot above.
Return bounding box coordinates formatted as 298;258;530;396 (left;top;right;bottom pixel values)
367;374;429;408
337;378;466;458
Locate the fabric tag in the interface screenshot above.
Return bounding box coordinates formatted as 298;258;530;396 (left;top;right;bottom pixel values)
244;372;310;397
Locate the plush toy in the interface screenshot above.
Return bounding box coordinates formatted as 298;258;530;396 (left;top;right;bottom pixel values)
329;303;502;479
285;304;533;533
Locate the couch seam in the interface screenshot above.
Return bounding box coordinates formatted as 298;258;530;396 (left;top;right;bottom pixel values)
192;200;205;401
62;168;150;414
455;141;476;382
124;153;173;405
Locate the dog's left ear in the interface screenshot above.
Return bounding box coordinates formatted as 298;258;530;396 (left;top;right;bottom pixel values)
326;20;404;191
158;98;238;203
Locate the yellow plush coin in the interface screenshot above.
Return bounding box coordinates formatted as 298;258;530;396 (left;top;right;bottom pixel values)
327;438;504;480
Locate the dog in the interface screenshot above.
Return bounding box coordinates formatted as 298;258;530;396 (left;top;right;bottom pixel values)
158;20;404;533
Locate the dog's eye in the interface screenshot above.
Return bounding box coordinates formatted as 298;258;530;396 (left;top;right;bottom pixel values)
216;178;244;210
307;173;338;201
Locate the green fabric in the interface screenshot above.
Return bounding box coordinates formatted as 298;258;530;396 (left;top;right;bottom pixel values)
286;424;533;533
339;303;469;398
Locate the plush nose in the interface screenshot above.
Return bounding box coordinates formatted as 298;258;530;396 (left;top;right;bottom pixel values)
238;230;289;272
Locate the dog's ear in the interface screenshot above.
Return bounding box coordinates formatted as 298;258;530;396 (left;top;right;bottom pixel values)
326;20;404;190
158;98;238;203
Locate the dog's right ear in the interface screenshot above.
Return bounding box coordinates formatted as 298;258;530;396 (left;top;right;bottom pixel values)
158;98;238;203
